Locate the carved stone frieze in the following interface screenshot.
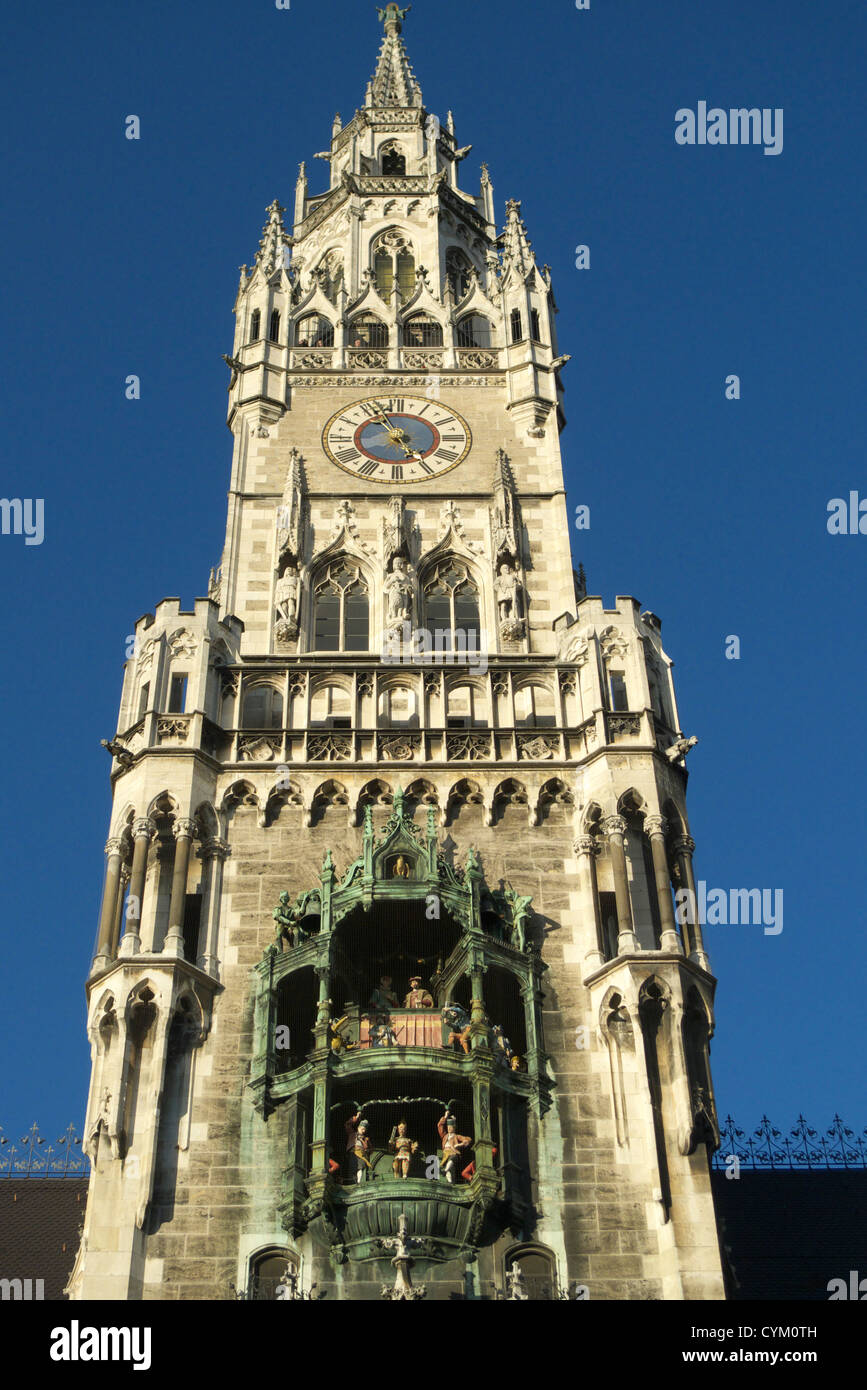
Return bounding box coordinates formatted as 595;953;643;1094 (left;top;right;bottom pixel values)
378;734;420;761
608;714;641;739
446;733;491;761
238;735;282;762
308;733;353;762
457;349;498;369
348;350;388;369
517;734;558;761
157;717;190;742
169;629;198;659
288;375;503;388
403;350;443;369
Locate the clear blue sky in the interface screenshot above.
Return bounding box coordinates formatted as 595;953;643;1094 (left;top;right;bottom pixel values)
1;0;864;1151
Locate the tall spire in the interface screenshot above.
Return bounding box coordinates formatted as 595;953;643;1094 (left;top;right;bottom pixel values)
255;199;289;276
367;5;422;109
501;199;537;280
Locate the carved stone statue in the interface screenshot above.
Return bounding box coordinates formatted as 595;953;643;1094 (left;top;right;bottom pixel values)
275;1265;300;1300
384;555;414;626
664;734;698;766
495;562;520;623
275;564;300;640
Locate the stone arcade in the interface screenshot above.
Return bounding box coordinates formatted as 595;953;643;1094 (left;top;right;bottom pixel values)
71;5;725;1301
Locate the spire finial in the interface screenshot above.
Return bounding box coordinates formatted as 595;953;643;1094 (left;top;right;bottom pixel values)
377;3;410;35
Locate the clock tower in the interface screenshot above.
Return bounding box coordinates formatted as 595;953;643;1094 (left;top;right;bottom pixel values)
73;4;726;1301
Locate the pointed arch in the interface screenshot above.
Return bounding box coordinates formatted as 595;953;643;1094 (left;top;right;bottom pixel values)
308;779;349;828
535;777;574;826
492;777;529;826
418;553;483;659
445;776;485;826
308;554;371;654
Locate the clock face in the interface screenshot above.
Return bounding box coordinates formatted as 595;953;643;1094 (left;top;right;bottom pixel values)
322;395;472;484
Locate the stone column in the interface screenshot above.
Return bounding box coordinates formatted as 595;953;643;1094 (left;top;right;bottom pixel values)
196;838;230;975
644;815;682;954
309;963;333;1191
603;814;638;954
672;835;710;971
108;863;131;960
118;817;154;958
163;818;197;958
468;960;488;1051
92;837;124;970
574;835;605;968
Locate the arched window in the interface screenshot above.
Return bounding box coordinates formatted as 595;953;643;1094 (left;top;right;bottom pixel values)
250;308;261;342
510;308;523;343
404;314;443;347
607;669;628;711
381;144;406;175
514;683;556;729
349;313;388;348
424;561;480;654
456;314;492;348
269;309;281;343
310;683;353;730
295;314;334;348
505;1247;558;1301
378;684;418;728
530;307;541;341
372;231;415;304
247;1249;299;1301
397;250;415;302
446;683;486;729
446;247;473;301
241;684;284;729
313;561;369;652
374;249;394;301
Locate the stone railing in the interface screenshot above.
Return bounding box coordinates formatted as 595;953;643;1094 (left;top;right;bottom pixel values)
291;349;334;370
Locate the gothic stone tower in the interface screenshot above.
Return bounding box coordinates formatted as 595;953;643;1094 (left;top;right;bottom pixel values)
72;6;725;1301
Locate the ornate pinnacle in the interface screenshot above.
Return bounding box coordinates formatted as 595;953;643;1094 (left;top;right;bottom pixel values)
368;4;421;107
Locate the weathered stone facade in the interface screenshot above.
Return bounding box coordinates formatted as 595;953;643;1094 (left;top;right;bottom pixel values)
71;6;724;1301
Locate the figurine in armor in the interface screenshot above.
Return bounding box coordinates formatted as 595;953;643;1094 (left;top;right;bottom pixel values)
388;1121;419;1179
